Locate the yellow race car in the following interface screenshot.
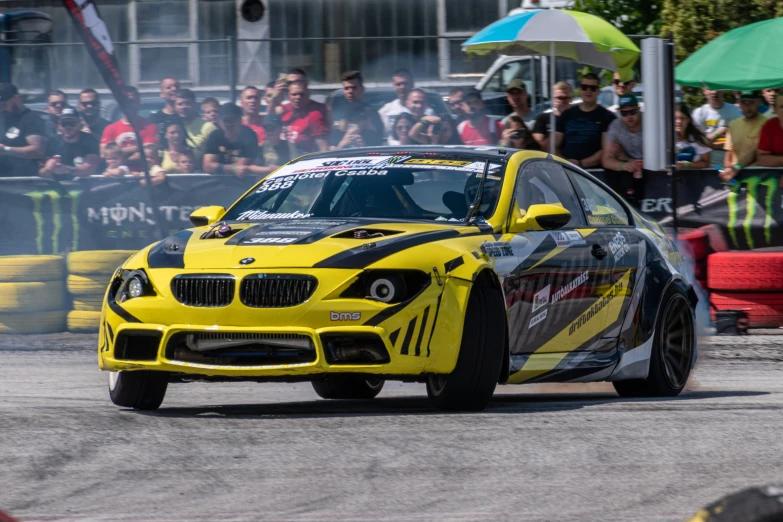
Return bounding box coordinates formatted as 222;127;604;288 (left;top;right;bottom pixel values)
99;147;697;411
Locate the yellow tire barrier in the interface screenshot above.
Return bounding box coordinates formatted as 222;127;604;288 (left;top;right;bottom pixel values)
0;310;67;334
0;255;65;283
67;250;137;276
73;297;105;312
67;310;102;333
67;274;111;298
0;282;67;313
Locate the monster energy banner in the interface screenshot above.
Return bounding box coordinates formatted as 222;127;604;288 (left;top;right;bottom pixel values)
0;170;781;255
0;175;250;255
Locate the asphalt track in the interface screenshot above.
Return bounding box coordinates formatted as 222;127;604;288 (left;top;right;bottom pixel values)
1;333;783;522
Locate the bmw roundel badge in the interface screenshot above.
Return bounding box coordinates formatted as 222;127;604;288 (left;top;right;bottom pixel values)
240;257;256;265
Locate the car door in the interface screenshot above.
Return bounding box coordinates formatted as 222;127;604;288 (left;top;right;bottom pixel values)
565;168;642;351
504;160;613;359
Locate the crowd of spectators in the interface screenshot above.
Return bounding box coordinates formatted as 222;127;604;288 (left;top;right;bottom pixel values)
1;70;783;185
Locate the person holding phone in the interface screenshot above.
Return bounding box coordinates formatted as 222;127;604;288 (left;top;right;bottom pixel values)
500;116;540;150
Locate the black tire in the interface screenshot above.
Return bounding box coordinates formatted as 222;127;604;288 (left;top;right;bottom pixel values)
613;286;695;398
426;286;506;411
108;371;168;410
311;377;384;399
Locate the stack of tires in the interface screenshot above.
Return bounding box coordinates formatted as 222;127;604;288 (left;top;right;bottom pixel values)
708;252;783;327
66;251;135;333
677;229;712;290
0;256;68;334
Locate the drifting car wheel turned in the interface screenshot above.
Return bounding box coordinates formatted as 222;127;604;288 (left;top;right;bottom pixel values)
311;377;385;399
426;286;506;411
108;371;169;410
614;287;695;398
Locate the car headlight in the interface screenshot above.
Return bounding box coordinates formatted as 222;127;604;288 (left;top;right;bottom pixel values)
113;269;156;303
341;270;430;304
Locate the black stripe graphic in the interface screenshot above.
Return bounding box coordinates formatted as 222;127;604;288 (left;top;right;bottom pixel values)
399;316;418;355
224;224;260;245
363;279;432;327
314;229;461;268
471;251;481;259
108;301;141;323
107;322;114;343
426;294;443;357
147;230;193;269
414;306;430;356
388;328;400;348
444;255;464;273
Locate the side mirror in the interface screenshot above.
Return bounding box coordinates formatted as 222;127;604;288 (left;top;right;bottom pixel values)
189;205;226;227
508;204;570;233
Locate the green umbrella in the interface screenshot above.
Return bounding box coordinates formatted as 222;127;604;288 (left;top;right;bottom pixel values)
676;18;783;90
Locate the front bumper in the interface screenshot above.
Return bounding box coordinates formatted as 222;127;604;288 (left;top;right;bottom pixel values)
98;267;471;378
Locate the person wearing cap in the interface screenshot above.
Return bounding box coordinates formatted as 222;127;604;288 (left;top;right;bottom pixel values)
555;73;616;168
39;107;99;179
602;94;644;196
0;83;46;177
457;89;504;146
721;90;766;183
202;102;259;177
502;79;537;128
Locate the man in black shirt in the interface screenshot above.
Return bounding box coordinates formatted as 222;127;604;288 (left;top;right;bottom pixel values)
78;88;109;138
203;103;259;178
555;73;616;168
532;81;573;152
0;83;46;177
257;114;292;177
330;70;383;150
150;76;181;148
40;108;99;179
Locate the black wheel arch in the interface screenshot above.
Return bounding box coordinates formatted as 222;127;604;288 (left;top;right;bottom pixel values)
472;268;510;384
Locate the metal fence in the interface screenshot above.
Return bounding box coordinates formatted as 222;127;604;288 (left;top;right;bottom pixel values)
1;35;495;101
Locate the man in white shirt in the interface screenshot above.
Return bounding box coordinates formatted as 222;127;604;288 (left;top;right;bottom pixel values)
378;69;434;138
692;88;743;149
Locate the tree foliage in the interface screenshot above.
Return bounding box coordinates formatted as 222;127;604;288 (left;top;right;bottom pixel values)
572;0;662;37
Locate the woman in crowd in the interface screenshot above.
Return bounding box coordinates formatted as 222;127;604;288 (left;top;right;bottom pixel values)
387;112;416;146
499;115;541;150
675;103;712;170
160;122;196;173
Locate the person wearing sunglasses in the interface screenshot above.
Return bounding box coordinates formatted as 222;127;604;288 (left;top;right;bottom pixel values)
612;72;636;98
555;73;616;169
602;95;644;197
39;107;99;179
78;88;109;138
447;87;467;123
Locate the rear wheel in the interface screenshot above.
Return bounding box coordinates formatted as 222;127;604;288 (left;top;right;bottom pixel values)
108;370;168;410
614;287;694;398
311;377;384;399
426;286;506;411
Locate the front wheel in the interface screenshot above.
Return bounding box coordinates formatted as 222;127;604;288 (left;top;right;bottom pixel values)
108;370;168;410
311;377;384;399
426;286;506;411
614;287;695;398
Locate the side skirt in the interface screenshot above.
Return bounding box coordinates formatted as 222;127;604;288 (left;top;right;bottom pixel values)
505;347;622;385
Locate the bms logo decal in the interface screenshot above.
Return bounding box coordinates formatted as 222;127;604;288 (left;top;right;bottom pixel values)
608;232;630;262
528;309;548;329
330;311;361;321
532;285;550;313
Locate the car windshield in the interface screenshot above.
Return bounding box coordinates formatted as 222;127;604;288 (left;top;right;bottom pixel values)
224;154;505;223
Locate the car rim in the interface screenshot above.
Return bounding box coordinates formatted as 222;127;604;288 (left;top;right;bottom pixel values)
660;294;693;390
365;378;384;391
428;374;448;396
108;371;119;391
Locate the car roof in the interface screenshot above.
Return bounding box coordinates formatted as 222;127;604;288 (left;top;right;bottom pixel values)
292;145;516;163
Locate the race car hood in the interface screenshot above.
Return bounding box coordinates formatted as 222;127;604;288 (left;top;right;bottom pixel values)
145;219;477;270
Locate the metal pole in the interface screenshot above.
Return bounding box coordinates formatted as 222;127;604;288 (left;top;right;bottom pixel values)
667;32;679;240
228;35;237;104
550;41;556;154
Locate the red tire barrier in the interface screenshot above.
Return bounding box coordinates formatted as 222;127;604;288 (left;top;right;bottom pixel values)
708;252;783;291
678;229;710;262
710;291;783;328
